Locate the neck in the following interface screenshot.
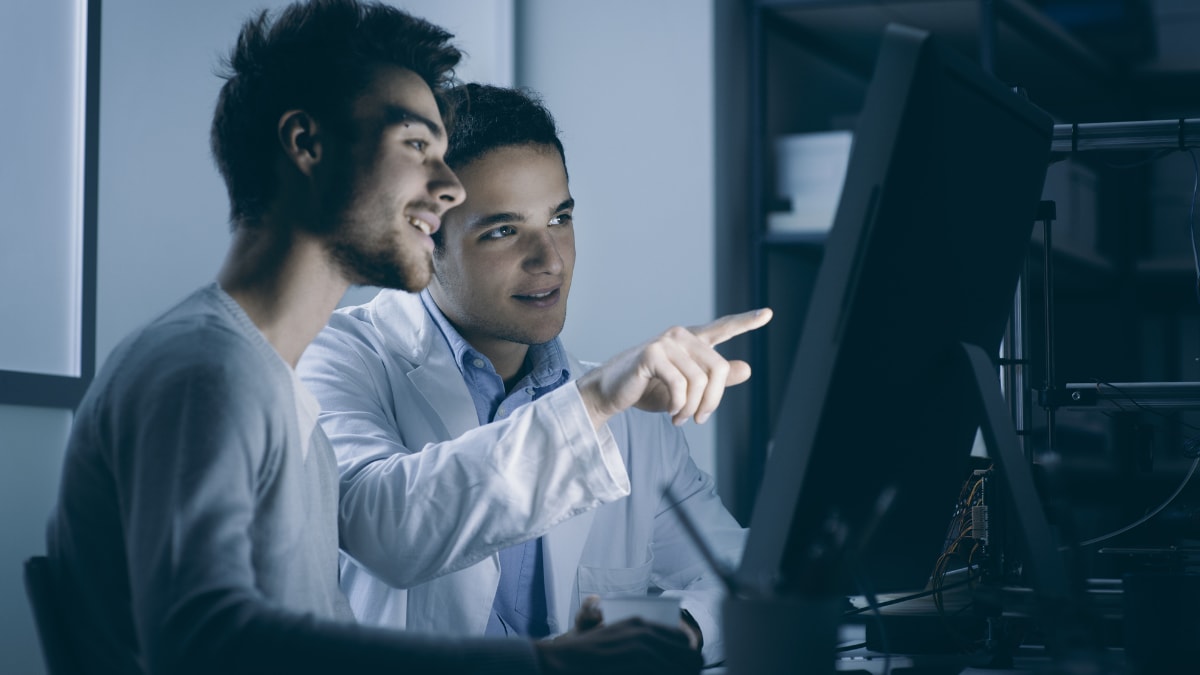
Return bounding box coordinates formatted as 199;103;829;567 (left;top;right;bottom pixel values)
217;219;348;368
470;335;531;388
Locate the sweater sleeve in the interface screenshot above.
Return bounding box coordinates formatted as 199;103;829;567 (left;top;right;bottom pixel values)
109;331;541;675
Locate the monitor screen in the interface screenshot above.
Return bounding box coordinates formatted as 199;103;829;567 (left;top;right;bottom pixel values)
737;24;1054;597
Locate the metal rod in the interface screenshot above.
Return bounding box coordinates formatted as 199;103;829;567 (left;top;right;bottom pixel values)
1058;382;1200;411
1042;210;1057;459
745;5;769;525
1002;277;1027;450
1052;119;1200;154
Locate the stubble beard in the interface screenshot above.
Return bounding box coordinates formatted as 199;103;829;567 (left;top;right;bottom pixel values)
317;156;434;293
328;229;433;292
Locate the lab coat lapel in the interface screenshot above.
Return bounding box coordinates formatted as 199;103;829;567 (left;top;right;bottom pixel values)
543;507;596;633
378;290;500;635
410;559;500;636
403;310;478;439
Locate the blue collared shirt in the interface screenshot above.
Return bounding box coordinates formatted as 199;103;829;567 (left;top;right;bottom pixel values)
420;290;570;638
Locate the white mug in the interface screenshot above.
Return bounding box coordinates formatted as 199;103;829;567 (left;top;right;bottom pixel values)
599;596;681;628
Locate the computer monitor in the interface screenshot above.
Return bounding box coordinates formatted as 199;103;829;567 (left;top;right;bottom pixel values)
737;24;1055;598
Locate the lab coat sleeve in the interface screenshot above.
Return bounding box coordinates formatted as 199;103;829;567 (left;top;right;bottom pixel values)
644;414;746;666
299;325;631;589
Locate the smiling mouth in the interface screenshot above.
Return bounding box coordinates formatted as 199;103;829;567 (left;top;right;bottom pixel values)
514;288;560;302
407;215;433;235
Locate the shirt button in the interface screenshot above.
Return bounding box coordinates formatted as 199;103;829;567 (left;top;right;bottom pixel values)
472;358;485;368
498;406;507;417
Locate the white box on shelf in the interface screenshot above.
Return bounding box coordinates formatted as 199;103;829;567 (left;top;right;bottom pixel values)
771;130;853;234
1040;157;1098;253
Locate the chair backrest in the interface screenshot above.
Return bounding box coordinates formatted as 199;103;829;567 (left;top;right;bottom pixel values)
24;555;82;675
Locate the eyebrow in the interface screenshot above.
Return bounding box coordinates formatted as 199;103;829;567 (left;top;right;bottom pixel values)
468;198;575;232
383;105;444;140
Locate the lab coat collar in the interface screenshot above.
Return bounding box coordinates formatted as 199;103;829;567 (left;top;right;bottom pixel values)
365;289;479;438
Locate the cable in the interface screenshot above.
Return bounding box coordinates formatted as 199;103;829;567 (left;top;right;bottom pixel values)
842;575;978;616
1089;380;1200;443
852;572;892;675
925;471;990;651
1066;455;1200;549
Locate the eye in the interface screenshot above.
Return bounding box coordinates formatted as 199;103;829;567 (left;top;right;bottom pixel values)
549;213;573;226
406;138;429;152
482;225;516;240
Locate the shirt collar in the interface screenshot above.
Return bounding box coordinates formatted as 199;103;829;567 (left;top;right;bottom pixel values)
420;289;572;387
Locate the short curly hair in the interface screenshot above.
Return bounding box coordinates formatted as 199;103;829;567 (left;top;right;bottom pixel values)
210;0;461;223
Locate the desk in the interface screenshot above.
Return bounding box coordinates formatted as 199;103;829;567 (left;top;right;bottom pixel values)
718;614;1132;674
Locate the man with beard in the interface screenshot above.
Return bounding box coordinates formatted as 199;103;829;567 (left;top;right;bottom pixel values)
299;84;750;666
45;2;766;674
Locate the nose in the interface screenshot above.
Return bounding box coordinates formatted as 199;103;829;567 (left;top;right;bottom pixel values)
431;160;465;209
524;228;564;275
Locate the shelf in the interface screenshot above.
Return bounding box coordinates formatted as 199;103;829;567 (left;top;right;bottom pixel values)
1134;258;1200;308
1136;257;1197;282
737;0;1199;530
756;0;1116;119
1053;381;1200;411
760;229;828;247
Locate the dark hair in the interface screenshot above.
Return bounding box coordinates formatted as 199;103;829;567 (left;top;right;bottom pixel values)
210;0;461;222
443;83;566;175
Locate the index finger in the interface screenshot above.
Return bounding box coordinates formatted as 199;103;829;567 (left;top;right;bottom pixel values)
690;308;773;346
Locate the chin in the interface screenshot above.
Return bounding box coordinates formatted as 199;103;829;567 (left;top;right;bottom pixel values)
330;240;432;293
355;261;432;293
401;265;433;293
524;325;565;346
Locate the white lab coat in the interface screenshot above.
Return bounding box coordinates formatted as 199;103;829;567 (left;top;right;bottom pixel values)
298;290;745;664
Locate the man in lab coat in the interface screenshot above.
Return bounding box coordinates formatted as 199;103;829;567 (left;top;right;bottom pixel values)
299;84;749;665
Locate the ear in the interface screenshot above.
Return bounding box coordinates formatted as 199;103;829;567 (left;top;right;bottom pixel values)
277;109;322;177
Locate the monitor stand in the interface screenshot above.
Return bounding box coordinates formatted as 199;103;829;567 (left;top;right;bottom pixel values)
963;341;1071;619
722;342;1078;675
955;342;1114;672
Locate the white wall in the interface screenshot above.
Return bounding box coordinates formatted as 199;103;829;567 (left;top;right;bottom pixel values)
516;0;718;475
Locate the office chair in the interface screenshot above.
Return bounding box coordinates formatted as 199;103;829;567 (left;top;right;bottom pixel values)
24;555;82;675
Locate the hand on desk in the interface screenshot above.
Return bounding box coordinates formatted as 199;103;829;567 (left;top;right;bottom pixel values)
535;596;702;675
573;594;702;649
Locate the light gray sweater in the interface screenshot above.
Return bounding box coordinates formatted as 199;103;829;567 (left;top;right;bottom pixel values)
47;284;536;675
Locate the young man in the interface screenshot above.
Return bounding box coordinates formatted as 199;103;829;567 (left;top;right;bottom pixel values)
298;84;749;665
46;2;766;674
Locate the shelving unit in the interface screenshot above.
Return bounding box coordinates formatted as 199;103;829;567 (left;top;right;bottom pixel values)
734;0;1200;565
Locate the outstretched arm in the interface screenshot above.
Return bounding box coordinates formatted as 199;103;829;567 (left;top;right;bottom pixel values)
300;308;769;589
301;324;631;588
